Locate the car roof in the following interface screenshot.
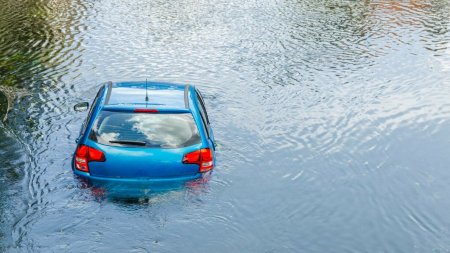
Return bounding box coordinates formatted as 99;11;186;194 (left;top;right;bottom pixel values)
103;81;189;110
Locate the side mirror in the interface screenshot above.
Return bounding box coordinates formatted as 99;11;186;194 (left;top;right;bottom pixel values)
74;102;89;112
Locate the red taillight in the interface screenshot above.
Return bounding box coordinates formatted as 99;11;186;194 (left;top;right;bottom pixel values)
134;109;158;113
88;147;105;161
75;145;105;172
182;148;214;173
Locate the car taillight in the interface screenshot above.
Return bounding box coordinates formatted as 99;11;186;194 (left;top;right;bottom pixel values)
75;144;106;172
182;148;214;173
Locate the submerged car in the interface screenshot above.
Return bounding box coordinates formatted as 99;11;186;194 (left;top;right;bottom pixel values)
72;81;216;183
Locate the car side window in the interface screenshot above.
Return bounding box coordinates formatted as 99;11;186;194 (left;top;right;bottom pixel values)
196;91;210;138
196;90;210;124
81;86;104;135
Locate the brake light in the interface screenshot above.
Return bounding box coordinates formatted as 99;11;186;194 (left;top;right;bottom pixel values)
134;109;158;113
75;145;105;172
182;148;214;172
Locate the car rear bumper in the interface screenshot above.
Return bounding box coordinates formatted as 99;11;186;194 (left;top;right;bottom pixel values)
73;169;207;197
73;169;202;183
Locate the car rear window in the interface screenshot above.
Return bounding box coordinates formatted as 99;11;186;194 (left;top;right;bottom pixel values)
89;111;201;148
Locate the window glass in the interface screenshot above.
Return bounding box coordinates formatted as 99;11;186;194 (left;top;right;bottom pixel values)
196;91;210;123
196;90;212;140
82;87;104;134
90;111;201;148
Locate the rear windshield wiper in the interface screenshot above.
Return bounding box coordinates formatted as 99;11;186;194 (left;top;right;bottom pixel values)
109;140;146;146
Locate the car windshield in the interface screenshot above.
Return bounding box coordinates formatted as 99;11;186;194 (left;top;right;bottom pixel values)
89;111;201;148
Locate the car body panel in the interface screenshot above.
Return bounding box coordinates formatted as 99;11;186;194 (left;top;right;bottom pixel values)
85;140;203;178
107;82;186;108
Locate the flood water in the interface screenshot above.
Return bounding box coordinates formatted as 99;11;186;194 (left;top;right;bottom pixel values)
1;0;450;252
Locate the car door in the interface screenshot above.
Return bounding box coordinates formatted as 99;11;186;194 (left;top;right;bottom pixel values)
196;89;216;150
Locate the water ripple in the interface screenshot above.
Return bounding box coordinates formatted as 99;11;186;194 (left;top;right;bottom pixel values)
1;0;450;251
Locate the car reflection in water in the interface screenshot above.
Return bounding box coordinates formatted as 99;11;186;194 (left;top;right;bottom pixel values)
75;172;212;200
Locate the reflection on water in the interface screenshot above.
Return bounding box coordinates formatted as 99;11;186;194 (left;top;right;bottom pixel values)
77;172;211;199
1;0;450;252
0;125;28;251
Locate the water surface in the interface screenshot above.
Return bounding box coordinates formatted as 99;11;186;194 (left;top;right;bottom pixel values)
1;0;450;252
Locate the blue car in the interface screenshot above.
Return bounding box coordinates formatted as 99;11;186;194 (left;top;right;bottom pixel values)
72;81;216;183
